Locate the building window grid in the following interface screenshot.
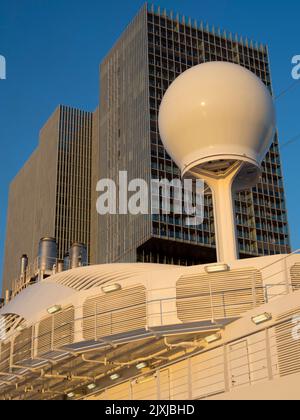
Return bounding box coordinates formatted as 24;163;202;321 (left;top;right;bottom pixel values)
55;107;92;261
147;11;290;257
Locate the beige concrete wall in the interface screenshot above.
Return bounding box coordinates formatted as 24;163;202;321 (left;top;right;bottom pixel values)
2;104;95;295
32;107;59;254
2;105;94;295
207;372;300;400
2;108;59;295
3;149;40;293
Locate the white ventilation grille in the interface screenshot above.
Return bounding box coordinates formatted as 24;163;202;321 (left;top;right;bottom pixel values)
275;307;300;377
54;270;139;291
176;268;264;322
276;307;300;322
37;307;74;356
50;264;177;291
13;327;33;365
83;285;147;340
0;341;11;374
290;263;300;291
0;314;25;341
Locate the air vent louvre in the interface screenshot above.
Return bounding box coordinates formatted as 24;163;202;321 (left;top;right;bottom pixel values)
51;265;177;291
54;269;139;291
275;315;300;377
0;314;25;340
53;307;75;349
176;268;264;323
13;327;33;364
290;263;300;291
0;342;11;373
37;317;52;356
83;286;146;340
276;307;300;322
37;307;74;356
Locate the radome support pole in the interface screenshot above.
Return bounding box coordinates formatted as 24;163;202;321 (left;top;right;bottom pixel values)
190;163;242;263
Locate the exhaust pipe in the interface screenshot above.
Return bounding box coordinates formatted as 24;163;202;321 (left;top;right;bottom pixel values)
69;243;88;269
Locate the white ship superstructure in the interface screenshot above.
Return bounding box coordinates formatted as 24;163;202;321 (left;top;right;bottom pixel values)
0;254;300;400
0;61;299;401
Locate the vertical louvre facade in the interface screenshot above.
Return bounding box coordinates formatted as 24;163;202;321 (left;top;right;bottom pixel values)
97;6;152;264
2;106;93;294
96;4;290;266
56;106;93;260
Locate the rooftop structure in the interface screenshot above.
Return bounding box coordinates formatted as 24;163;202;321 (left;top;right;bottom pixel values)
159;61;276;262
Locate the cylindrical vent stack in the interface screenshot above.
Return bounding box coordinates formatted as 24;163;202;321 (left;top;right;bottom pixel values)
64;253;70;271
69;243;88;269
57;260;64;273
38;237;57;273
20;254;28;278
5;290;12;304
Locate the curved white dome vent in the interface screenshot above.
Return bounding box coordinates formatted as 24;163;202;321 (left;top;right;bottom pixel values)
159;62;276;177
47;264;180;291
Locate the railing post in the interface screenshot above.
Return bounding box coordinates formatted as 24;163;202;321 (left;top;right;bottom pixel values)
31;325;35;360
51;315;54;352
284;256;290;295
146;290;149;330
156;369;161;400
110;311;113;336
223;292;226;319
9;340;14;374
94;304;97;342
188;357;193;399
208;278;215;323
223;345;231;393
252;273;257;308
265;328;273;381
264;285;269;304
129;380;133;400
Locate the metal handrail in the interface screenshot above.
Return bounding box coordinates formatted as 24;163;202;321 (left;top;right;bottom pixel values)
0;285;265;359
0;281;291;369
0;278;293;345
79;320;289;401
1;313;299;400
5;249;300;304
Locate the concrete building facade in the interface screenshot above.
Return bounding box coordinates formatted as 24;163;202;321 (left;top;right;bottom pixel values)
2;106;93;294
92;4;290;266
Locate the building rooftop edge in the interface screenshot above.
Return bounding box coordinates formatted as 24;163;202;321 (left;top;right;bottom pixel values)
147;2;268;52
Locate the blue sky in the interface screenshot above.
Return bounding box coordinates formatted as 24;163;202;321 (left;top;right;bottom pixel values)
0;0;299;287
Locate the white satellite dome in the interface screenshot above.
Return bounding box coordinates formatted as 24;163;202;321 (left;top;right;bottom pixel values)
158;62;276;177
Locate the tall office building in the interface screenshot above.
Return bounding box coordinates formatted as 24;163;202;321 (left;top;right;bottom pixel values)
94;4;290;265
2;105;93;293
